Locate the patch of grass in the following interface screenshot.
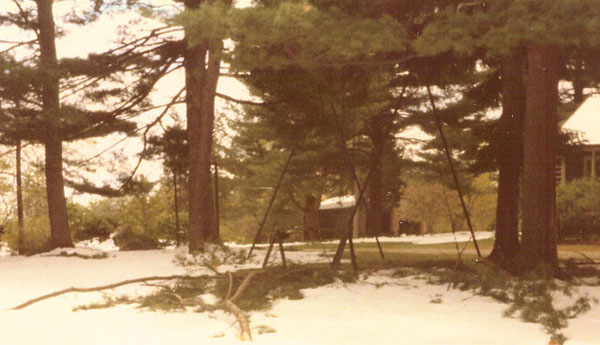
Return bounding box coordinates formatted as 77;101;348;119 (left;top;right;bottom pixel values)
289;238;495;253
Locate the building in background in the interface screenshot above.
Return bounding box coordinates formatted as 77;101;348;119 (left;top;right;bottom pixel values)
557;96;600;184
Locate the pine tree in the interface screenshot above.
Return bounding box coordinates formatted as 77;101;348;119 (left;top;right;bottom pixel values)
0;1;166;250
37;0;73;248
414;0;600;271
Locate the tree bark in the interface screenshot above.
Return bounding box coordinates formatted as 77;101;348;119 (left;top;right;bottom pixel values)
37;0;72;249
184;7;221;251
520;44;559;271
367;114;385;236
489;50;525;264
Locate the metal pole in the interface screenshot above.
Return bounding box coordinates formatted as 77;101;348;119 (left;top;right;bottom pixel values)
247;149;296;259
213;162;220;238
426;85;482;258
331;118;395;266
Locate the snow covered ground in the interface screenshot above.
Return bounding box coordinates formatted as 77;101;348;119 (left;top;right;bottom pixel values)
0;234;598;345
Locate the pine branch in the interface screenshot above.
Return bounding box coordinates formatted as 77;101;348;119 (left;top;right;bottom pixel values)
64;179;125;197
10;0;39;39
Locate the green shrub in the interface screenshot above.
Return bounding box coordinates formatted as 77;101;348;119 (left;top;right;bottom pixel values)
557;178;600;241
2;219;50;254
113;227;160;251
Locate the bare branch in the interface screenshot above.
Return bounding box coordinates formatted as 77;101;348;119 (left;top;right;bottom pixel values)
11;0;39;40
114;86;185;194
225;271;234;300
0;39;36;54
216;93;268;106
11;275;197;310
218;299;252;341
230;272;258;303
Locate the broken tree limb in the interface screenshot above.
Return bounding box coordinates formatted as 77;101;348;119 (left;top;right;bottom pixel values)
13;268;261;342
11;275;196;310
218;299;252;341
226;271;234;300
230;272;258;303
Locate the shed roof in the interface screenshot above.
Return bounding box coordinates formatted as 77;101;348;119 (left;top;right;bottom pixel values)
562;96;600;145
319;195;355;210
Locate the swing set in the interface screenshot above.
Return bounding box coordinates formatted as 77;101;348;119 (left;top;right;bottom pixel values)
242;85;482;270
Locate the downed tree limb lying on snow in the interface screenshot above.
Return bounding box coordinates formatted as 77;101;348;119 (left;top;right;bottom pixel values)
11;275;195;310
11;271;259;341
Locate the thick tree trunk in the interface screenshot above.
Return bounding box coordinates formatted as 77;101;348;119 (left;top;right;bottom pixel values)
520;44;559;271
184;30;221;251
489;50;525;264
37;0;72;249
16;140;24;254
367;115;385;236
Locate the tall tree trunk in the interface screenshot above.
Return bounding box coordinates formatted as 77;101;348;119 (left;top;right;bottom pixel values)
173;169;181;246
184;4;221;251
489;50;525;264
37;0;72;249
520;44;559;271
16;139;25;254
367;114;385;236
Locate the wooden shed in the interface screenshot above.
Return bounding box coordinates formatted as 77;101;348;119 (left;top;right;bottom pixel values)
318;196;367;239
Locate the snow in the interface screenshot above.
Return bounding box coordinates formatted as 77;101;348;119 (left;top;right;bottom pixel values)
562;96;600;145
319;195;356;210
0;240;598;345
75;237;119;252
0;241;10;257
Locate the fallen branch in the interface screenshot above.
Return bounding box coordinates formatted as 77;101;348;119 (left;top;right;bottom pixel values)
226;271;234;300
12;268;261;342
11;275;195;310
218;299;252;341
230;272;258;303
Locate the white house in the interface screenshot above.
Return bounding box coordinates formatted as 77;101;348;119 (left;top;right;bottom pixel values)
557;96;600;184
